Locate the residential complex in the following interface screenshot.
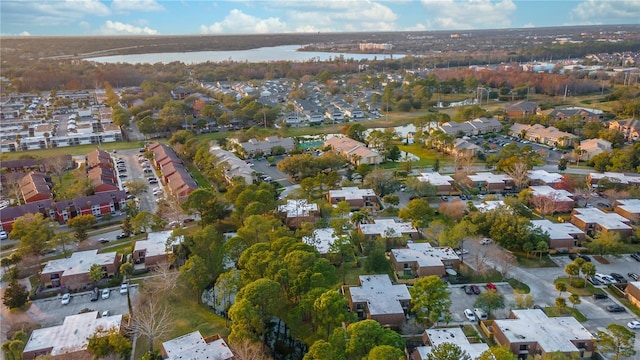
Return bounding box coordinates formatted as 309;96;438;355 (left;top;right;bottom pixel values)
348;274;411;327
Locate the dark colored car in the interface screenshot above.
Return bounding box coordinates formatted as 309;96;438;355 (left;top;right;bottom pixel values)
116;233;128;239
533;305;546;314
586;276;602;286
90;288;99;302
568;253;578;260
631;252;640;262
593;293;609;300
606;304;626;313
610;273;626;283
579;255;591;262
628;272;640;281
470;285;480;295
462;286;473;295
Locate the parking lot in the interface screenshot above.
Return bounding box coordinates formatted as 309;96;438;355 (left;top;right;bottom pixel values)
26;285;138;327
250;156;293;187
448;282;515;323
113;149;158;214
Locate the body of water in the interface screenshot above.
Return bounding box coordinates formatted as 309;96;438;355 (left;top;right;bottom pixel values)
85;45;403;64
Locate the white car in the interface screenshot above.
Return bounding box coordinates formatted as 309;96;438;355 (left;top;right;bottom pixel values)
0;231;8;240
101;288;110;300
480;238;493;245
61;293;71;305
628;321;640;329
120;283;128;295
464;309;476;321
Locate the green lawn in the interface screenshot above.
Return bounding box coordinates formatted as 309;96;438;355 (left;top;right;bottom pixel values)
507;278;530;293
0;141;144;161
513;253;558;268
543;306;587;322
337;259;369;286
554;277;599;296
184;161;212;189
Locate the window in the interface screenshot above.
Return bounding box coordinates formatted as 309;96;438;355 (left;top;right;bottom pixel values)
519;345;528;351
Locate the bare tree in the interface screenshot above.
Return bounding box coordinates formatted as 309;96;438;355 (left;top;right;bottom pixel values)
470;246;490;276
230;338;273;360
438;200;466;221
603;189;630;209
531;194;558;217
143;261;180;294
505;162;529;190
491;248;516;279
573;187;594;207
45;155;73;184
455;151;476;174
131;295;173;355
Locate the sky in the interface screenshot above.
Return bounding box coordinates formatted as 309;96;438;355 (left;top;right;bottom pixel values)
1;0;639;37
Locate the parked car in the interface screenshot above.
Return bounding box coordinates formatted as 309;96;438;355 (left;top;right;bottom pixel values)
593;293;609;300
98;237;109;244
116;233;128;239
486;283;497;291
464;309;476;321
586;276;602;286
120;283;128;295
0;231;8;240
533;305;545;314
628;321;640;329
462;286;473;295
568;253;578;260
470;285;480;295
631;252;640;262
628;273;640;281
102;310;111;317
579;254;591;262
606;304;626;313
473;308;488;320
147;177;158;184
182;217;195;224
610;273;626;283
594;273;616;284
118;173;128;179
90;288;99;302
61;293;71;305
101;288;110;300
480;238;492;245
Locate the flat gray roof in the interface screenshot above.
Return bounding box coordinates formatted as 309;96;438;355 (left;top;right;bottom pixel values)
134;230;183;258
528;170;563;184
360;219;417;238
531;220;584;240
616;199;640;214
493;309;593;353
572;208;631;231
303;228;341;255
278;199;318;218
417;172;454;186
467;172;512;184
529;185;574;202
350;275;411;316
391;243;459;267
415;328;489;359
24;311;122;356
162;331;234;360
329;187;376;200
41;249;117;276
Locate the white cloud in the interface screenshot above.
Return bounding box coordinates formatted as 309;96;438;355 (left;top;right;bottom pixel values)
420;0;516;29
1;0;110;28
111;0;165;13
200;9;288;34
101;20;158;35
283;1;399;32
19;31;31;36
570;0;640;24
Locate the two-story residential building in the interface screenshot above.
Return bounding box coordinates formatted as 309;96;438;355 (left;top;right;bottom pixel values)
529;185;575;213
467;172;514;193
133;231;183;268
327;187;379;210
492;309;595;359
324;136;383;165
86;149;112;169
161;331;234;360
527;170;563;186
530;219;586;249
413;328;489;360
239;136;295;157
579;138;612;161
40;249;121;290
359;219;420;241
608;118;640;142
19;172;52;203
278;199;320;229
505;101;539;118
614;199;640;224
348;274;411;327
390;243;460;278
23;311;124;360
416;172;454;195
209;147;254;185
509;124;578;147
587;172;640;188
570;208;633;237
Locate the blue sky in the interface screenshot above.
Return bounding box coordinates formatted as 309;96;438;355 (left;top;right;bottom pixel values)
1;0;639;36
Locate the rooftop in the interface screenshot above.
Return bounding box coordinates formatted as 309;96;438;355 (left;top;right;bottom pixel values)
589;172;640;186
494;309;593;353
531;220;584;240
416;172;454;186
359;219;417;238
476;200;506;212
391;243;459;267
528;170;563;184
162;331;234;360
329;187;377;200
23;311;122;357
529;185;574;202
615;199;640;214
303;228;342;255
467;172;513;184
350;274;411;316
415;328;489;360
41;250;117;277
278;199;318;218
572;208;632;231
134;231;184;258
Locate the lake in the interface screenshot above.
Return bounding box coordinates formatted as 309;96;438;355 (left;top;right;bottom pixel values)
85;45;403;64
